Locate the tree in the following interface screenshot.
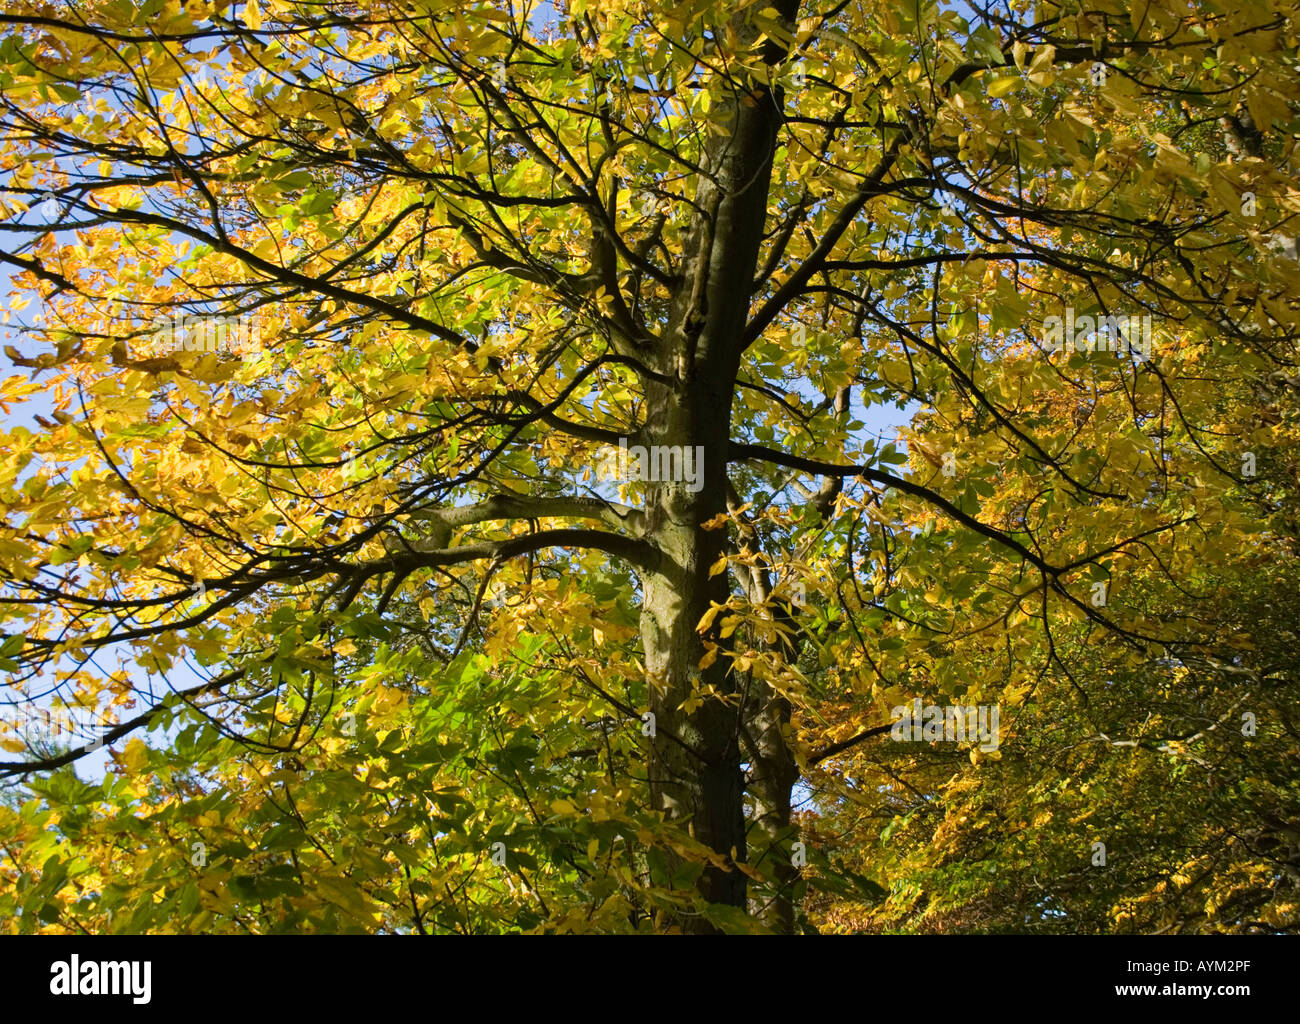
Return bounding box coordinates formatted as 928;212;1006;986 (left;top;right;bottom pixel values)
1;0;1298;933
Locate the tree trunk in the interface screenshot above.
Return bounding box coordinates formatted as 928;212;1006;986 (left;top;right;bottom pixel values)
746;684;800;932
637;3;797;930
638;371;746;928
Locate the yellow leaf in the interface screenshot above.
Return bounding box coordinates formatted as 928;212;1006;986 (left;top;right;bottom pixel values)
696;604;724;633
243;0;262;30
881;359;911;386
123;736;148;775
708;553;728;577
986;76;1018;98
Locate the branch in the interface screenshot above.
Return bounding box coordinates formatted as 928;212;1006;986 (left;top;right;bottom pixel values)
347;527;661;598
806;722;894;766
403;492;645;537
0;670;241;778
729;441;1054;574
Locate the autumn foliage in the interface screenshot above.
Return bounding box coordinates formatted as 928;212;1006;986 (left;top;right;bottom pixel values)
0;0;1298;933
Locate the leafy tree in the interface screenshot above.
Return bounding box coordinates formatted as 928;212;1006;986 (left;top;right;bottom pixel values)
0;0;1298;933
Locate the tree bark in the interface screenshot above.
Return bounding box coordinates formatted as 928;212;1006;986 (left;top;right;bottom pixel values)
746;682;800;932
638;3;798;930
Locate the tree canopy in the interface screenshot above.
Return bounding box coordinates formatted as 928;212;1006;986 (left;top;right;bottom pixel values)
1;0;1298;934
